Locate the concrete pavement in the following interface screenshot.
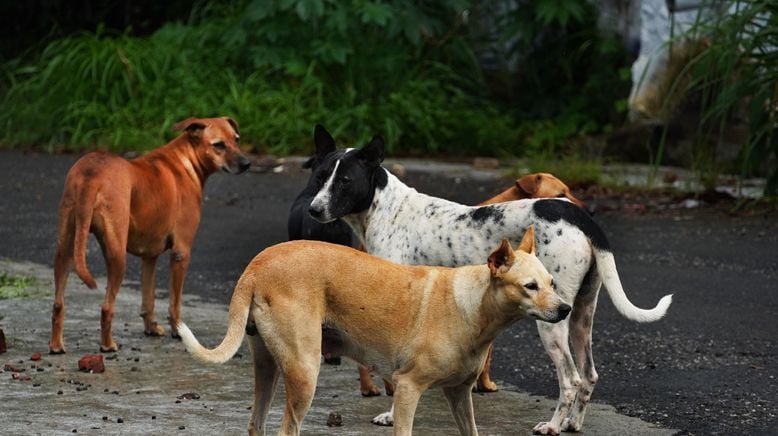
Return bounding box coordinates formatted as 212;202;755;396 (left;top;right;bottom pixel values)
0;259;676;435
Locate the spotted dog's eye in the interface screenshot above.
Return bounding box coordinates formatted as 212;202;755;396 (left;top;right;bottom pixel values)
213;141;227;151
525;282;538;291
340;176;352;184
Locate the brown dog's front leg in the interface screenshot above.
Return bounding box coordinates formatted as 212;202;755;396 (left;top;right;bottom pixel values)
168;249;190;339
140;256;165;336
358;365;381;397
475;343;499;393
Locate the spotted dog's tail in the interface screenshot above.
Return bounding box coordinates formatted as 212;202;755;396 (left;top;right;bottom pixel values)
593;248;673;322
177;276;254;364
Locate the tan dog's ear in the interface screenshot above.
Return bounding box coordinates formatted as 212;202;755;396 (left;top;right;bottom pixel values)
488;239;516;276
174;117;206;139
223;117;239;135
517;174;541;195
517;226;536;255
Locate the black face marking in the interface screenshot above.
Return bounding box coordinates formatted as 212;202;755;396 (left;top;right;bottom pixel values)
533;200;611;251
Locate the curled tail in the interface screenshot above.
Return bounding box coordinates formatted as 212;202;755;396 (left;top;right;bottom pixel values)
594;248;673;322
73;186;98;289
177;279;253;364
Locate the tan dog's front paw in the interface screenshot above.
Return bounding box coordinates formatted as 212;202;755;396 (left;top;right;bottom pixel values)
144;322;166;337
533;422;559;435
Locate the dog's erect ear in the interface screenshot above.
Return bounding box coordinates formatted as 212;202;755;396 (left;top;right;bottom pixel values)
517;226;536;255
314;124;336;158
224;117;239;135
357;135;385;167
488;239;516;276
174;117;206;139
302;156;316;169
517;174;541;195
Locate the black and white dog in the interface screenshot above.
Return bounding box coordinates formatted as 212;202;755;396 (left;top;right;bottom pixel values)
287;125;356;366
307;135;673;435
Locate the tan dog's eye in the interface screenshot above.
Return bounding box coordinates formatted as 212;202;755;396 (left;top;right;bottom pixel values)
524;282;538;291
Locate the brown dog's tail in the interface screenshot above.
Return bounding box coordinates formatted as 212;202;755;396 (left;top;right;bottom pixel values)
73;185;98;289
177;277;253;364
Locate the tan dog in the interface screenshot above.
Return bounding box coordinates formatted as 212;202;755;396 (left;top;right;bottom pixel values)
49;117;250;354
475;172;584;392
482;172;585;208
178;228;571;436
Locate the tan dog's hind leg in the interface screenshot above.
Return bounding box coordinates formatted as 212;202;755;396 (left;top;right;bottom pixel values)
532;319;581;435
140;256;165;336
168;249;190;338
49;220;74;354
563;278;602;432
99;227;128;352
444;384;479;436
247;334;281;436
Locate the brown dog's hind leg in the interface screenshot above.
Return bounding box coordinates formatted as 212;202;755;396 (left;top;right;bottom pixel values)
358;365;381;397
98;224;127;353
168;249;190;339
49;222;74;354
474;343;499;392
140;256;165;336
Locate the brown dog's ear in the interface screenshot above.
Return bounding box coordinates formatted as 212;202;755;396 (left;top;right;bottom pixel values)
223;117;239;135
488;239;516;276
517;226;536;255
516;174;541;195
174;117;206;139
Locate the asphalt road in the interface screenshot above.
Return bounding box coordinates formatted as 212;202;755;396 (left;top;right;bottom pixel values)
1;149;776;434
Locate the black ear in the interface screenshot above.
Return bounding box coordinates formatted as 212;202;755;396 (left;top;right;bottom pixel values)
358;135;385;167
314;124;336;158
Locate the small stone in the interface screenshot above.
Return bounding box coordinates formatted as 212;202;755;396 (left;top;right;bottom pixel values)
57;390;63;395
179;426;186;430
102;416;108;421
177;392;200;400
326;411;343;427
152;416;156;420
78;355;105;373
117;418;123;424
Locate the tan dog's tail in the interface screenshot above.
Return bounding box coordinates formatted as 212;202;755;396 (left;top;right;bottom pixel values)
594;248;673;322
177;278;253;364
73;186;98;289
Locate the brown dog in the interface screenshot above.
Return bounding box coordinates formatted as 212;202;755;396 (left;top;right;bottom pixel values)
482;172;585;208
474;172;583;392
178;229;570;436
49;117;250;354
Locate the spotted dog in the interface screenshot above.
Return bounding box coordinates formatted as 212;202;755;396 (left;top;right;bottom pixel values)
307;136;673;435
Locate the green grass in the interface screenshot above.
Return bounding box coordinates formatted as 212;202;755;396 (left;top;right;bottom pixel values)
0;272;37;299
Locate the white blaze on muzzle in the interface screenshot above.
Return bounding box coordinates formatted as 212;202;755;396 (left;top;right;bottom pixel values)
310;159;341;220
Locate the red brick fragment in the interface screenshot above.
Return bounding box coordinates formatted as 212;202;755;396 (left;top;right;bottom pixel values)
77;354;105;373
30;352;41;361
12;372;31;381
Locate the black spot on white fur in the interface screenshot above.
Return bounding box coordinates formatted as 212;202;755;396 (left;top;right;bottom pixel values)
533;200;610;251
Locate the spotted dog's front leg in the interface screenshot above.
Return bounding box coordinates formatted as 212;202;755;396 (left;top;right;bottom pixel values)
533;319;580;435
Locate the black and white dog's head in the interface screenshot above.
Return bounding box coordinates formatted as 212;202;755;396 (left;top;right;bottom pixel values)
308;126;387;223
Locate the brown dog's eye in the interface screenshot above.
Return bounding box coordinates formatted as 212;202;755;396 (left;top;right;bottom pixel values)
213;141;227;151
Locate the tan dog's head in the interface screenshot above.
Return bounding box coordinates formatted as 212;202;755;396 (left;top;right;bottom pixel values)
487;227;571;323
516;173;586;209
174;117;251;174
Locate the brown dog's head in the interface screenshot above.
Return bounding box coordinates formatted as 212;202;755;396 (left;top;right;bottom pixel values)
174;117;251;174
487;227;571;323
516;173;586;209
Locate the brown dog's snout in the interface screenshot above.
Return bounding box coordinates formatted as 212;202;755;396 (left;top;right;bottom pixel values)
237;156;251;173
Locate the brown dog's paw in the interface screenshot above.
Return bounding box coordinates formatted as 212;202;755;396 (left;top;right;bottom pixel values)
384;381;395;397
49;347;66;355
474;379;499;393
144;323;166;337
361;385;381;397
99;343;119;353
171;331;182;340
